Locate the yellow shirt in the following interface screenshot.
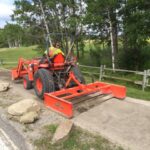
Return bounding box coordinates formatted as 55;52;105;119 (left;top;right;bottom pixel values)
44;47;64;58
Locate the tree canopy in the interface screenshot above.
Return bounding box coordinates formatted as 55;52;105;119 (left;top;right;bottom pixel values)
0;0;150;70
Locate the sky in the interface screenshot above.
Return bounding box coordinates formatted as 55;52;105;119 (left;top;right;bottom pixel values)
0;0;15;28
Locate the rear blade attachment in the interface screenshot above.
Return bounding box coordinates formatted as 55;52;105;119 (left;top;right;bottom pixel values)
44;82;126;118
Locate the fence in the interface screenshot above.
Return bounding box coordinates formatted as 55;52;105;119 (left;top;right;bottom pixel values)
79;64;150;91
0;58;150;91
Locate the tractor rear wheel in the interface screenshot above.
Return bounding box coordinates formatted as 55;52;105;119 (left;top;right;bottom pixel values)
23;75;33;90
70;65;85;87
33;69;55;99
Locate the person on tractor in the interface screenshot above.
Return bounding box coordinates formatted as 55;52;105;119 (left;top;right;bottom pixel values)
44;41;64;59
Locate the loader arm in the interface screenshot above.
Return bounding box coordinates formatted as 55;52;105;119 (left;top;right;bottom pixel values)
11;58;30;80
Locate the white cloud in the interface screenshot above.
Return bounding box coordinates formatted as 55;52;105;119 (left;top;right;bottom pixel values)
0;3;14;17
0;0;15;28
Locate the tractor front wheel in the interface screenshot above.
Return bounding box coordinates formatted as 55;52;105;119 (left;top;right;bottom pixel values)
23;75;33;90
34;69;55;99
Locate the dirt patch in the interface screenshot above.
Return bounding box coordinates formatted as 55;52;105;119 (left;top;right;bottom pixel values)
0;90;21;108
0;70;65;149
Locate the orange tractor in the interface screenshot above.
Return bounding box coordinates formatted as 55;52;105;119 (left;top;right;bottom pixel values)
12;53;126;118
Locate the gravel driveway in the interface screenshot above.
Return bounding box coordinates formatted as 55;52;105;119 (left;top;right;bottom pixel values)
1;68;150;150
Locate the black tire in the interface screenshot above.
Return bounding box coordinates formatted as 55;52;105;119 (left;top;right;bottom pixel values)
23;75;33;90
33;69;55;99
70;65;85;87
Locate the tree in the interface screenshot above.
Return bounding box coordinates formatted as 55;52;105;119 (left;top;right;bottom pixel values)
85;0;120;69
0;29;7;48
10;0;150;70
3;24;23;48
12;0;86;56
120;0;150;70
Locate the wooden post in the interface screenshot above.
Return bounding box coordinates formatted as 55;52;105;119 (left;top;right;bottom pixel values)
142;70;147;91
146;70;150;88
103;65;106;77
99;65;103;81
99;65;101;81
91;73;94;83
0;59;3;66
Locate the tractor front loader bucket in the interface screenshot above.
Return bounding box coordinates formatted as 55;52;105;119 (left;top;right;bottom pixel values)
11;58;30;80
44;82;126;118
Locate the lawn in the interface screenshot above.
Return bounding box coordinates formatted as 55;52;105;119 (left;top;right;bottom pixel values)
34;124;123;150
0;46;41;61
0;46;42;68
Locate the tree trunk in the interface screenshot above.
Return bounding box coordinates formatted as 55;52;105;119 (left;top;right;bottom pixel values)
123;32;128;51
81;42;84;57
7;39;11;48
15;40;18;47
38;0;52;46
76;40;79;59
108;9;118;70
65;34;69;54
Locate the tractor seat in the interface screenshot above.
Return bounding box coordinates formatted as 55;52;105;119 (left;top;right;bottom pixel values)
51;53;65;63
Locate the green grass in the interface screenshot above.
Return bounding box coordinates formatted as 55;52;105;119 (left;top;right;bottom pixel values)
34;124;123;150
127;86;150;100
82;73;150;101
46;124;58;134
0;46;42;69
101;78;150;101
0;46;41;63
